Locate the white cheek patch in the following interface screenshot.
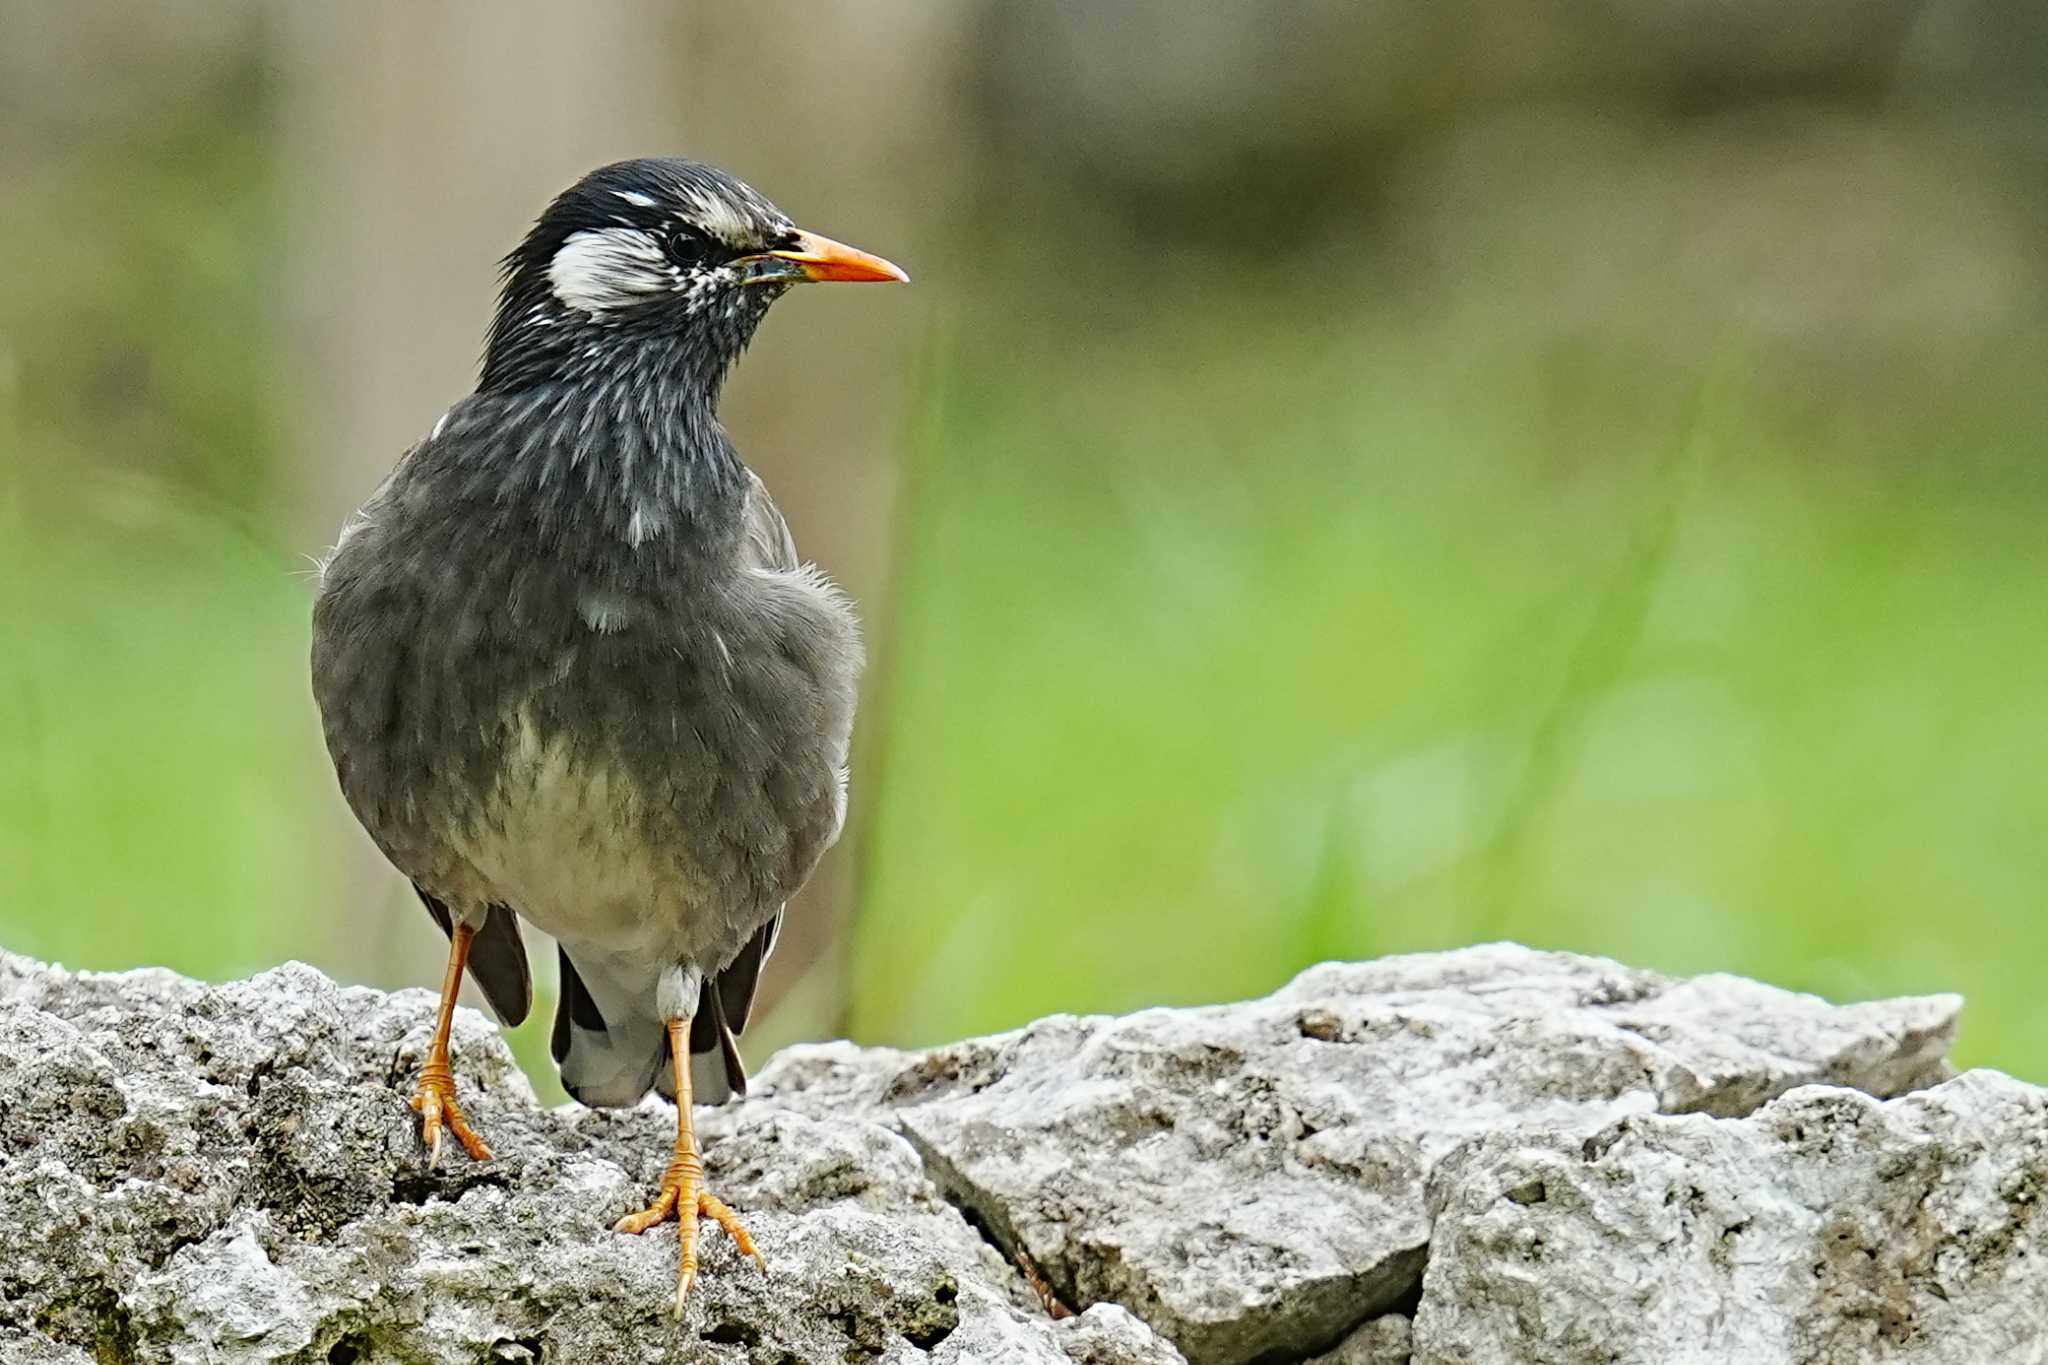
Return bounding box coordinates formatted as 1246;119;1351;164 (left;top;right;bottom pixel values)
547;227;676;315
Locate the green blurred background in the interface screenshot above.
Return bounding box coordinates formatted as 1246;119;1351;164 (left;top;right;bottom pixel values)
3;2;2045;1099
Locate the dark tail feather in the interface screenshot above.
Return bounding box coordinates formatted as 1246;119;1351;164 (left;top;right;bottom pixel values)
716;912;781;1036
552;950;738;1107
550;945;607;1066
552;947;665;1107
415;887;532;1027
552;939;761;1109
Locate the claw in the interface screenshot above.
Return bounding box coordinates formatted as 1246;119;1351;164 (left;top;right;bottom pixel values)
618;1015;765;1312
702;1191;767;1273
407;921;495;1166
411;1059;493;1164
616;1169;765;1315
613;1184;679;1235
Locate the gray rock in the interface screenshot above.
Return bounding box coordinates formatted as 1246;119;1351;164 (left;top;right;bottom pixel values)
0;943;1980;1365
886;944;1956;1365
1307;1313;1412;1365
0;1334;99;1365
1055;1304;1192;1365
0;953;1146;1365
1415;1070;2048;1365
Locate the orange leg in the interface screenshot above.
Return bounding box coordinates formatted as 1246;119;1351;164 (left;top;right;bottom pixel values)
614;1017;766;1312
410;922;493;1166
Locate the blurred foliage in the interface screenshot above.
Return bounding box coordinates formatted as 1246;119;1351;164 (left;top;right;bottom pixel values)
849;303;2048;1070
3;2;2047;1094
0;41;280;517
1;25;310;978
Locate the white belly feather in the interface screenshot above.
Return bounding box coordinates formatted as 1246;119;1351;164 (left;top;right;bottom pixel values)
446;706;706;961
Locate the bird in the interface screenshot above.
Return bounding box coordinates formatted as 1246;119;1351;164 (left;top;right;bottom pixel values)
308;157;903;1310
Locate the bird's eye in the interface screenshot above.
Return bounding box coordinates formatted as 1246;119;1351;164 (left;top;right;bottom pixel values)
663;224;713;264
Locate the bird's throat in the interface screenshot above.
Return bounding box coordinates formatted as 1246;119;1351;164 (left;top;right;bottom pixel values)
466;359;748;557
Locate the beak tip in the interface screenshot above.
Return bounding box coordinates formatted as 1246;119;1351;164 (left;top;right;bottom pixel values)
780;228;910;285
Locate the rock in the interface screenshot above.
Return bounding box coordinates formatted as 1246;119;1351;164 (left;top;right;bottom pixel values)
886;945;1956;1364
0;953;1137;1365
0;942;1999;1365
1415;1071;2048;1364
1055;1305;1191;1365
0;1335;98;1365
1308;1313;1412;1365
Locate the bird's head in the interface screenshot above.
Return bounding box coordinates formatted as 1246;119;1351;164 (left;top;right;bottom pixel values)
480;158;905;394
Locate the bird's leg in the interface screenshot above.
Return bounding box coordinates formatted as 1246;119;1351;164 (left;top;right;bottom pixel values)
409;921;493;1166
613;1016;766;1313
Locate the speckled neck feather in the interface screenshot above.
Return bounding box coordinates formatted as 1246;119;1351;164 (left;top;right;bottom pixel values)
463;282;788;556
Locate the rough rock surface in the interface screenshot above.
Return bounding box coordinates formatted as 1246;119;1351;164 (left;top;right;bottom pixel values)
1;942;2023;1365
0;954;1102;1365
1417;1071;2048;1364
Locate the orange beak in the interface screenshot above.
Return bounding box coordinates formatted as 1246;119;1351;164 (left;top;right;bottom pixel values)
757;229;908;284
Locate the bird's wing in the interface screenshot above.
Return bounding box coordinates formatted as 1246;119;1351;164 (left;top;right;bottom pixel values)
724;467;799;1038
739;467;801;572
414;886;533;1027
695;471;802;1070
715;910;783;1036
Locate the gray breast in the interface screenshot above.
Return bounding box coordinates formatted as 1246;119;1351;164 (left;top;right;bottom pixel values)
311;440;861;977
468;562;859;969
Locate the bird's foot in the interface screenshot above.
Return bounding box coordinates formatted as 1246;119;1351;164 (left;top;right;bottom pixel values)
409;1057;493;1166
614;1150;767;1313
